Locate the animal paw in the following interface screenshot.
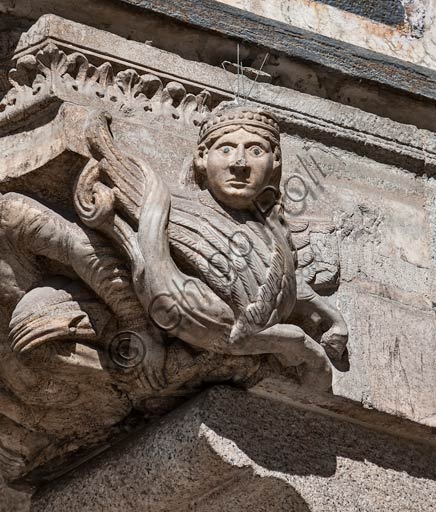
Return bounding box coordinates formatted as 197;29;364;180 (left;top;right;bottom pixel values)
320;326;348;361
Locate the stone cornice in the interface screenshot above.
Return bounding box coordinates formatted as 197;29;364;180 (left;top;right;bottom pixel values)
0;43;212;131
118;0;436;104
2;15;436;175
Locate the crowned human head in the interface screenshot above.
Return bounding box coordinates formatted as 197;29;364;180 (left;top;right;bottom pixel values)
192;104;282;210
198;104;281;148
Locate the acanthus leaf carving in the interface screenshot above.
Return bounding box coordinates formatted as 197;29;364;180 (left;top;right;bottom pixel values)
110;69;162;114
70;53;114;99
0;43;211;126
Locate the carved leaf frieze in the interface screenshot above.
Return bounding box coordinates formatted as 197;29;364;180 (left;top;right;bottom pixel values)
0;43;211;126
1;43;435;175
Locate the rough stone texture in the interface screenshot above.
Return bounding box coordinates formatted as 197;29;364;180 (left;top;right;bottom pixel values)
3;2;436;130
316;0;407;25
0;475;30;512
0;66;347;486
278;136;436;425
0;16;434;482
117;0;436;130
1;5;436;510
218;0;436;69
6;15;436;169
31;384;436;512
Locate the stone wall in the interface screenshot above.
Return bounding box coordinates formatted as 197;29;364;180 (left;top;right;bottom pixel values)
0;1;435;509
31;385;436;512
279;133;436;423
218;0;436;69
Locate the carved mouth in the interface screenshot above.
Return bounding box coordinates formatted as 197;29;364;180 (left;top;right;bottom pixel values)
226;180;249;188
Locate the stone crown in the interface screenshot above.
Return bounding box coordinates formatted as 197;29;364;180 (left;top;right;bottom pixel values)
198;105;280;144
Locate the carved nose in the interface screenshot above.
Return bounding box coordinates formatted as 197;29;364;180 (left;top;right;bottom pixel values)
233;157;247;170
232;145;247;171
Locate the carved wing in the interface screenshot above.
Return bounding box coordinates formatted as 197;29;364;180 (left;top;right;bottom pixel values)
286;216;340;291
287;215;348;362
74;111;151;298
75;111;145;227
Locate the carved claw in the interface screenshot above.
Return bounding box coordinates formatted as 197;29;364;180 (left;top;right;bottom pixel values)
320;326;348;362
135;332;167;391
10;313;96;354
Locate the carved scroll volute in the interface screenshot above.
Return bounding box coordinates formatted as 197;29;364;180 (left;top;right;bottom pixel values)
73;159;116;230
74;111;145;265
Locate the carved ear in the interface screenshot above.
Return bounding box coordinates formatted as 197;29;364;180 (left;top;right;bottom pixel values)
273;146;281;170
271;146;282;186
193;144;208;176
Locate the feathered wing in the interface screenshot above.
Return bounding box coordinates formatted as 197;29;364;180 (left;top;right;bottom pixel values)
74;110;150;274
286;215;340;291
77;111;235;345
232;234;287;341
81;111;145;224
169;196;297;341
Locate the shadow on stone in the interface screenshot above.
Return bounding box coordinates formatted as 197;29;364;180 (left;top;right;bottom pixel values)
209;387;436;481
191;475;312;512
315;0;405;26
30;386;436;511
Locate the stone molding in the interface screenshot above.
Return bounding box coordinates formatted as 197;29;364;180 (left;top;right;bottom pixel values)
6;0;434;104
0;43;212;130
2;15;436;176
118;0;436;103
30;384;436;512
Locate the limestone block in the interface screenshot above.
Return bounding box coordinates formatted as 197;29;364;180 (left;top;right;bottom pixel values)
1;12;436;487
217;0;432;70
281;135;436;422
31;384;436;512
335;284;436;424
0;475;30;512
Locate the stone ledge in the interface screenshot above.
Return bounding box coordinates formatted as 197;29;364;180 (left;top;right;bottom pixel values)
4;15;436;176
6;0;436;104
31;383;436;511
251;378;436;440
4;1;436;133
118;0;436;104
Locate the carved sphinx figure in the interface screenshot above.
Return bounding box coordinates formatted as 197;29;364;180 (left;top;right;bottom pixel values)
0;104;348;480
126;104;348;391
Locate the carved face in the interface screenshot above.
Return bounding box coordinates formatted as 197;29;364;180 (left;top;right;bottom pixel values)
202;128;280;210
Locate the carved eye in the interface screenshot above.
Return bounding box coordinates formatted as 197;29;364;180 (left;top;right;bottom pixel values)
250;146;264;156
221;146;232;154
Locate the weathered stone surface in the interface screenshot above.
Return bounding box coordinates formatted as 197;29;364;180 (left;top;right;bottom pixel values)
0;95;346;480
5;15;436;170
1;5;436;510
0;474;30;512
280;135;436;425
0;15;434;488
217;0;434;69
3;2;436;130
31;384;436;512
